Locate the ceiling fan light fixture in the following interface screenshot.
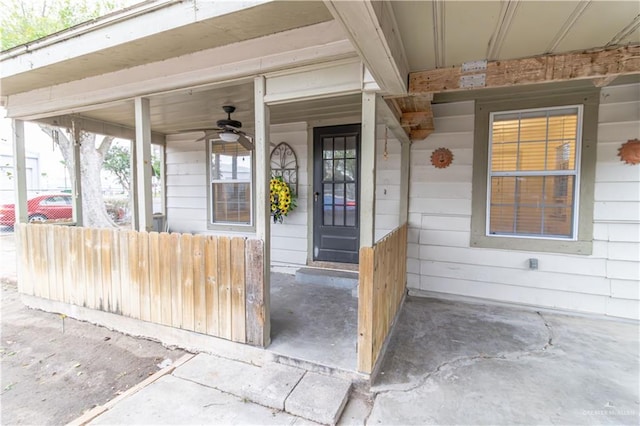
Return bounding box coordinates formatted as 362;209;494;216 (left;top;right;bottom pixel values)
219;131;240;142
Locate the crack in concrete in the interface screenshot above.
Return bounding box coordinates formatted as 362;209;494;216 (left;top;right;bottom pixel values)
371;312;557;397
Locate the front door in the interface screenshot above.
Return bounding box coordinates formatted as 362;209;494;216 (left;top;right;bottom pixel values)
313;124;360;263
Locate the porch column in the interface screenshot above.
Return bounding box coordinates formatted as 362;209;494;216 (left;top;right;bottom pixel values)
71;120;83;225
254;75;271;347
11;120;27;225
399;140;411;223
134;97;153;232
360;92;378;247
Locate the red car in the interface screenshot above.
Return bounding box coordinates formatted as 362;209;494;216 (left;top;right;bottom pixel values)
0;194;125;226
0;194;73;226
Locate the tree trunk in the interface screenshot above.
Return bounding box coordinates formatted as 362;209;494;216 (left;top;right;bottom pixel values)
39;126;116;228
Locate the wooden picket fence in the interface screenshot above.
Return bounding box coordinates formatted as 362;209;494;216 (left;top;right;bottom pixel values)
357;223;408;373
16;224;267;346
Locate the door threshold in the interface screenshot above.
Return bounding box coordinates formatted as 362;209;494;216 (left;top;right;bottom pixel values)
307;260;359;272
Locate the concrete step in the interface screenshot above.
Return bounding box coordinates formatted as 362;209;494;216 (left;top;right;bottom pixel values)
295;268;359;297
172;353;352;425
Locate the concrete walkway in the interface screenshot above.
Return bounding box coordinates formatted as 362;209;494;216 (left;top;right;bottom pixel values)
81;295;638;425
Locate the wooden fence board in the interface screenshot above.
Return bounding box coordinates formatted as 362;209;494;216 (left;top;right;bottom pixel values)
192;235;207;334
358;247;374;373
91;228;103;311
169;232;182;329
218;236;232;340
53;226;65;303
109;229;121;314
38;225;49;299
46;225;58;301
158;232;172;326
83;227;95;309
100;229;112;312
205;236;220;336
61;227;73;305
138;231;151;322
230;237;246;343
118;230;130;317
180;233;195;331
74;227;86;307
148;232;161;323
127;230;140;319
245;239;265;346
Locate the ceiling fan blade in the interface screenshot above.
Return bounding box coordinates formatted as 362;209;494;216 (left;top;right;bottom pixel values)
194;130;219;142
237;133;254;151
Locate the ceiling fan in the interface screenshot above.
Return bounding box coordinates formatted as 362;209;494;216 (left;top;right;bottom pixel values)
193;105;254;151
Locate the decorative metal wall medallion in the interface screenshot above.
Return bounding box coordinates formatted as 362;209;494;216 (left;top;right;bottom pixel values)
618;139;640;165
430;147;454;168
270;142;298;195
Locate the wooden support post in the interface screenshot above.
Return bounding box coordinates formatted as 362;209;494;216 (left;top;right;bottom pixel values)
71;120;83;226
134;97;153;232
360;92;377;247
399;140;411;224
254;76;271;347
11;120;27;225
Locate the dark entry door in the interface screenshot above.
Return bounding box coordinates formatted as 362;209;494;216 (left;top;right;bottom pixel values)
313;124;360;263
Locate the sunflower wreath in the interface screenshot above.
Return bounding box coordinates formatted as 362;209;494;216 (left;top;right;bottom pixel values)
270;176;297;223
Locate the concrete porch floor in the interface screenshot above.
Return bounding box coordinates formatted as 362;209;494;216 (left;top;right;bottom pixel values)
268;272;358;373
368;296;639;425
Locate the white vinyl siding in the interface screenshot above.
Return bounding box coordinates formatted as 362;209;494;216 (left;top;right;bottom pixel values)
375;124;401;242
407;83;640;320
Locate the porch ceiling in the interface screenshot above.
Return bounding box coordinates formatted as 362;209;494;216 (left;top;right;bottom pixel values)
0;1;333;96
57;82;362;136
391;0;639;72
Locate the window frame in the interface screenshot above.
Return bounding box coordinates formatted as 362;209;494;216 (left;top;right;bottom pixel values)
485;104;583;241
470;89;599;255
206;139;255;232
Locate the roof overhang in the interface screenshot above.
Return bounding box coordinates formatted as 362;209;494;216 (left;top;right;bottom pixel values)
0;0;333;96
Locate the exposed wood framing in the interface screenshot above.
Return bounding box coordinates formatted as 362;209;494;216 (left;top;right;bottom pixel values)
385;95;435;141
324;0;409;94
410;45;640;94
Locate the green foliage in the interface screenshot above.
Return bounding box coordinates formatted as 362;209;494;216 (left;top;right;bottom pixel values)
1;0;125;51
103;144;162;195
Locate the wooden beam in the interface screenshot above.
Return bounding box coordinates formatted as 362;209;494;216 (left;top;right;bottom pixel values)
324;0;409;94
410;45;640;94
592;75;617;88
410;129;433;141
401;111;433;127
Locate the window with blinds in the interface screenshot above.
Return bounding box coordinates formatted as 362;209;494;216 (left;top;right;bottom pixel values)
210;141;252;225
487;106;582;239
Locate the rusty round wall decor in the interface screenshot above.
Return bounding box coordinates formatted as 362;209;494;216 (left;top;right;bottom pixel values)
431;147;454;169
618;139;640;165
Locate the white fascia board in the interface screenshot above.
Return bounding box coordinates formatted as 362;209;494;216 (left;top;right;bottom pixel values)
5;21;356;120
324;0;409;96
1;0;270;79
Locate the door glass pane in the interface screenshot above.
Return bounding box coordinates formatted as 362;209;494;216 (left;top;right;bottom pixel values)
323;160;333;180
334;159;345;181
335;184;344;201
323;138;333;159
346;136;356;158
334;137;345;158
345;159;356;182
323;184;333;226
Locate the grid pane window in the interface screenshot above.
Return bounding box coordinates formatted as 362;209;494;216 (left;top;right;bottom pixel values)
321;136;358;227
210;141;252;225
487;106;581;239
